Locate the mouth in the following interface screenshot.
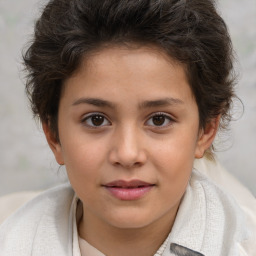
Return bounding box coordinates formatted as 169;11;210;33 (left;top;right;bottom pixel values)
103;180;155;201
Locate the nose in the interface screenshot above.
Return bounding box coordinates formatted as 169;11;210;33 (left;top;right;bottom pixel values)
108;126;147;169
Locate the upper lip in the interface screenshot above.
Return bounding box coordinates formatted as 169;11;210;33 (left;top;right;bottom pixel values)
103;180;154;188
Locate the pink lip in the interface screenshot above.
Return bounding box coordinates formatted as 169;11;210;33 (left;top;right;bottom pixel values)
103;180;155;201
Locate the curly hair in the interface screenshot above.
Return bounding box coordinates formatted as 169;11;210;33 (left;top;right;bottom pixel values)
24;0;236;158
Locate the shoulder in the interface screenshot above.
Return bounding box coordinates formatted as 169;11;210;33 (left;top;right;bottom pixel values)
0;183;75;255
191;166;256;255
167;168;255;255
0;183;74;225
194;158;256;237
0;191;41;224
194;157;256;211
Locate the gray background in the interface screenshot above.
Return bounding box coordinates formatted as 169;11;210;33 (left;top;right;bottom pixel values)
0;0;255;196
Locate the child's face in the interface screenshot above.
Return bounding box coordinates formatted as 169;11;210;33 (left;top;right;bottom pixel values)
44;46;216;230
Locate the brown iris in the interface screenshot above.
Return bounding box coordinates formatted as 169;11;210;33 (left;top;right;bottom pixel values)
91;115;105;126
152;115;166;126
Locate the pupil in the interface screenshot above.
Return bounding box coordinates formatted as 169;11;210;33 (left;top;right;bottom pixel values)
153;115;165;126
92;115;104;126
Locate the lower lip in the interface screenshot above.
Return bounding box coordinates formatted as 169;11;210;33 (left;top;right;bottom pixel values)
104;186;154;200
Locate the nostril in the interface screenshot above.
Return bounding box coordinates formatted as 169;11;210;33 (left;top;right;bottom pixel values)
134;161;143;167
125;161;143;169
108;145;147;168
112;161;142;169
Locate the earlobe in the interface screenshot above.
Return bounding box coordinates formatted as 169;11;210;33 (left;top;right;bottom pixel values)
195;116;220;159
42;122;65;165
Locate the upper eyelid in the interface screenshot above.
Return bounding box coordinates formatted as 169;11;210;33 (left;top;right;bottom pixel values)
81;112;112;126
80;111;174;123
144;112;175;128
81;112;109;120
146;112;174;120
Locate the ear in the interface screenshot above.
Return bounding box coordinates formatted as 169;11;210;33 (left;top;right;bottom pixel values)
195;116;220;159
42;122;64;165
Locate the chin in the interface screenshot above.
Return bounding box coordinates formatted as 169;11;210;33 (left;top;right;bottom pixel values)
104;211;157;230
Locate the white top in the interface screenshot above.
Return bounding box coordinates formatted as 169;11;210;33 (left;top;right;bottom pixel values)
0;169;255;255
79;237;105;256
78;231;170;256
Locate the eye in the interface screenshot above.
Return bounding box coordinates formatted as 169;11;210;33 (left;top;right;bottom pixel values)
81;113;111;127
145;113;173;127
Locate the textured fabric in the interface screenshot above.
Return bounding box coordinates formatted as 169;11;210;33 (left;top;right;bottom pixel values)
169;243;204;256
0;191;41;224
194;158;256;216
162;170;255;256
0;184;76;256
79;237;105;256
0;170;255;255
79;232;170;256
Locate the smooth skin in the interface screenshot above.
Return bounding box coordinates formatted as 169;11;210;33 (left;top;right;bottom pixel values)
43;45;219;256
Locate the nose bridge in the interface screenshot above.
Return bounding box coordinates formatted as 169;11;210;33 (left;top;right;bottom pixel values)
110;123;146;168
120;124;139;155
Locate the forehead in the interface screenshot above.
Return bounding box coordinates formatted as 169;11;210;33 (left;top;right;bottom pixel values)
62;45;194;106
81;44;185;76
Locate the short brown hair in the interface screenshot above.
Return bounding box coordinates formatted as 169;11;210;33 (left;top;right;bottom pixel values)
24;0;236;158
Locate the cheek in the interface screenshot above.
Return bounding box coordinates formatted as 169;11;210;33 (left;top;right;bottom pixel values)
60;129;107;164
156;147;192;203
151;134;197;168
60;141;103;199
150;134;196;187
59;138;106;184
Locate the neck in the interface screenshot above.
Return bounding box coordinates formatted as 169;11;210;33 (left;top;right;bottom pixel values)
78;207;176;256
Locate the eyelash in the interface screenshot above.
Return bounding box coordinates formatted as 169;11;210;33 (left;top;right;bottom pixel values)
81;112;174;128
81;112;111;128
145;112;174;128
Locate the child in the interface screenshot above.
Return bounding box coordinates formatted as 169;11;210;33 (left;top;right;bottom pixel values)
0;0;255;255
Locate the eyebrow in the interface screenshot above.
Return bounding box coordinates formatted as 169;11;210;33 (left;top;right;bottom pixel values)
139;97;184;109
72;97;184;109
72;98;115;108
